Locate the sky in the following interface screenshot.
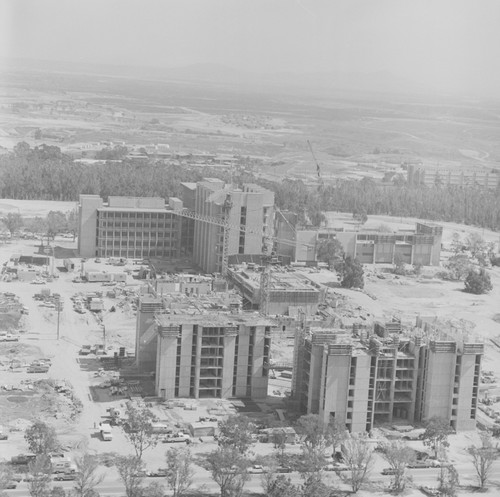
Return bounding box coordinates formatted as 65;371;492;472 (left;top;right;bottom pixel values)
1;0;500;97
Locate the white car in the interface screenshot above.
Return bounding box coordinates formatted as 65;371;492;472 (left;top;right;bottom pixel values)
248;465;265;474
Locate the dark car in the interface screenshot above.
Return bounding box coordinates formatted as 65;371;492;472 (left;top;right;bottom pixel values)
381;468;398;475
276;467;292;473
4;483;17;489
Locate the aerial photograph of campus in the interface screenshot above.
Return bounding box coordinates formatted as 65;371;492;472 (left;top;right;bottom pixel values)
0;1;500;496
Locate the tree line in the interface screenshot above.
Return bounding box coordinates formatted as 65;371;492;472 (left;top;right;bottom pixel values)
3;411;498;497
0;143;209;201
266;177;500;231
2;142;500;232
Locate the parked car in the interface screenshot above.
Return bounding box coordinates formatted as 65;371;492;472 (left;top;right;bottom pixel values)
381;468;398;475
248;465;265;474
146;469;168;478
54;473;77;481
0;433;8;440
276;466;292;473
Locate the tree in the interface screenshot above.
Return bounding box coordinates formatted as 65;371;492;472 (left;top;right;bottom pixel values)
467;433;498;489
465;233;488;264
445;254;472;281
271;430;288;465
437;464;459;497
66;208;79;240
122;404;159;460
450;232;464;255
353;209;368;226
422;417;453;459
165;447;194;497
217;414;255;455
49;487;66;497
0;463;14;495
336;256;364;289
339;434;373;493
205;447;249;497
464;268;493;294
25;421;59;455
142;482;165;497
296;414;333;454
2;212;23;234
115;455;144;497
393;252;406;275
316;238;344;270
382;441;416;493
46;211;68;239
72;453;104;497
261;471;300;497
27;455;52;497
300;474;331;497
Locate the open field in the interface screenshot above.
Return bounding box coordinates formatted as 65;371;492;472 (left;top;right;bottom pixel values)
2;68;500;187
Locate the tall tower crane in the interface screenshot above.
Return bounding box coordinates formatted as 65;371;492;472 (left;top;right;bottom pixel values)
307;140;324;190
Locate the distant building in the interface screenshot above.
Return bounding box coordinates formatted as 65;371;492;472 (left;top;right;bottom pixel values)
78;195;183;259
276;214;443;266
407;164;500;189
295;319;483;433
183;179;275;274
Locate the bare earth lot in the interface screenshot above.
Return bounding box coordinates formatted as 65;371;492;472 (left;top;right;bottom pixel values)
0;201;499;495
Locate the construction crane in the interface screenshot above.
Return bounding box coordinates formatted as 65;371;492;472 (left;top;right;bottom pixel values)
307;140;324;190
173;202;315;316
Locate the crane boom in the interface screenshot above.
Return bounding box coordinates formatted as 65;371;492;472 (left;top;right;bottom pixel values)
307;139;324;188
173;205;316;315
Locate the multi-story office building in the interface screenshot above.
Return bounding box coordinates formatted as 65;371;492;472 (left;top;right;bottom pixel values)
78;195;182;259
155;312;273;399
407;164;500;189
185;179;275;274
276;215;443;266
295;320;483;432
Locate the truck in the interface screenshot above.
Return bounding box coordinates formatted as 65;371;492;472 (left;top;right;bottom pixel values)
99;423;112;441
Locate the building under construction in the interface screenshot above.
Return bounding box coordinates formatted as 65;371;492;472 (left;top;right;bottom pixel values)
276;214;443;266
135;283;242;373
155;311;273;399
227;265;324;315
295;318;483;432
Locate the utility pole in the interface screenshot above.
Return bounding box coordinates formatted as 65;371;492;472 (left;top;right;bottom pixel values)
55;297;63;340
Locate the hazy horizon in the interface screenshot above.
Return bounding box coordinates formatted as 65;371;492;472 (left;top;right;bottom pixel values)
2;0;500;98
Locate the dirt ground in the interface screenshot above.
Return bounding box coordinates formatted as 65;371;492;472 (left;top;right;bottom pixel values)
1;201;500;496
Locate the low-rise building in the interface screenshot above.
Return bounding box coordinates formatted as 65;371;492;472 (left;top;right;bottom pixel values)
276;215;443;266
227;265;324;315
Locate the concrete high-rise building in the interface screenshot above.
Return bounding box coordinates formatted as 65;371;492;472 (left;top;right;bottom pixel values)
78;195;182;259
295;321;483;433
155;312;273;399
185;179;275;273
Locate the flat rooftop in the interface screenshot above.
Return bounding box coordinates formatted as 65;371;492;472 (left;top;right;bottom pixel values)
228;266;320;292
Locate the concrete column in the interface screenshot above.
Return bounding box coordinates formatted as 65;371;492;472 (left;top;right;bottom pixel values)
194;330;202;398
